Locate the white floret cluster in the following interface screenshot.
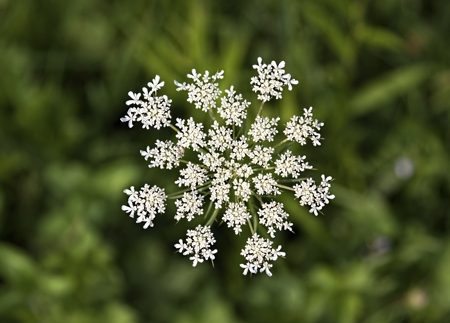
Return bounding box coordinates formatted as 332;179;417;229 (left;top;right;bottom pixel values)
121;185;167;229
240;234;286;277
174;225;217;267
251;57;299;102
120;57;335;276
120;76;171;129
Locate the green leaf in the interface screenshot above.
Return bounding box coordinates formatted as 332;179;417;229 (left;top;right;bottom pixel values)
350;64;434;117
303;2;356;66
332;185;398;237
0;243;37;285
357;25;404;51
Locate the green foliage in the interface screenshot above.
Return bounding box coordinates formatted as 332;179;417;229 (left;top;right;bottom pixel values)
1;0;449;322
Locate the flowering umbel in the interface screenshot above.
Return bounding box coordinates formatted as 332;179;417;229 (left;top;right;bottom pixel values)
120;58;334;276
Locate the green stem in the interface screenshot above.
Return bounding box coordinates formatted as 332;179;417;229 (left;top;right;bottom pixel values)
206;207;220;226
251;190;264;204
256;101;265;118
273;138;289;149
169;124;180;133
247;218;255;235
276;183;295;191
277;177;308;183
248;198;258;235
252;167;275;172
208;108;217;122
167;182;211;199
167;187;193;199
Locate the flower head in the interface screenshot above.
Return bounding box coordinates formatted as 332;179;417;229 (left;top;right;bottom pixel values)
120;58;334;275
174;225;217;267
120;76;171;129
274;150;312;178
248;116;280;142
251;57;299;102
140;140;184;169
293;175;335;216
175;117;207;151
122;184;167;229
223;202;251;235
240;233;286;276
284;107;324;146
175;69;224;112
218;86;250;126
174;191;204;222
258;201;293;238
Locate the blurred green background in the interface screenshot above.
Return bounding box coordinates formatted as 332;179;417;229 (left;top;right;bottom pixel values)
1;0;449;322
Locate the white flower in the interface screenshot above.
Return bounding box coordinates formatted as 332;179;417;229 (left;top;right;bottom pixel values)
121;201;137;218
121;58;334;276
175;117;207;151
122;184;167;229
274;150;312;178
208;121;233;152
120;107;137;128
202;248;217;261
198;150;224;172
223;202;251;234
213;167;232;185
282;73;298;91
230;136;250;161
174;239;185;253
236;163;254;179
120;76;171;129
140;140;184;169
126;91;141;106
142;95;172;130
240;234;285;276
218;86;250;126
293;175;335;216
123;186;138;200
175;162;208;189
210;181;230;209
240;262;253;276
258;201;293;238
224;159;239;174
175;225;217;267
147;75;165;93
175;69;224;112
270;60;285;77
174;191;204;221
249;145;274;168
250;57;298;102
248;116;280;142
252;173;280;196
233;178;252;202
284;107;324;146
